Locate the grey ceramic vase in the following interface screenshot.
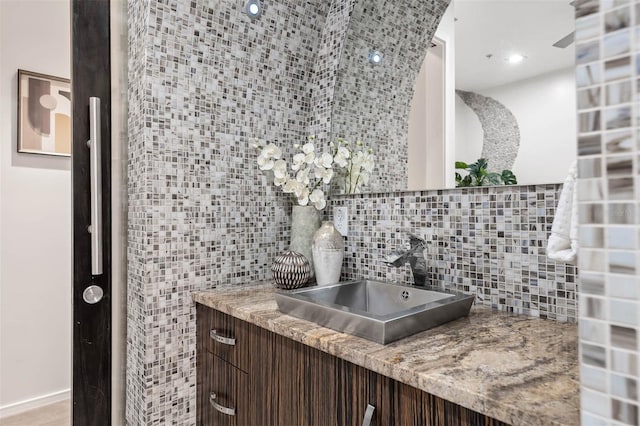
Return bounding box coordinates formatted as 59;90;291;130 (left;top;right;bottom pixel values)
271;251;311;289
289;205;321;277
312;221;345;286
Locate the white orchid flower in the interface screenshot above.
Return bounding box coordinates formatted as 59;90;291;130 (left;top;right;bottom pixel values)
273;160;287;179
304;151;315;164
291;153;306;171
302;143;314;154
296;167;310;185
295;186;310;206
315;166;334;184
256;136;373;208
274;174;288;187
257;154;274;171
324;168;334;184
261;143;282;160
309;189;326;210
282;178;297;194
301;143;316;164
272;160;288;186
334;146;350;168
363;155;375;173
309;188;323;202
315;152;333;169
351;151;365;167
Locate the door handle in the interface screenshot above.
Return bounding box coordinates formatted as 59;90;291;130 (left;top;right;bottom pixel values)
209;392;236;416
88;97;103;276
362;404;375;426
210;329;236;346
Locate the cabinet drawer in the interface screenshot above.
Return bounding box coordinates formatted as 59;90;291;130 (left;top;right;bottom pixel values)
200;353;248;426
203;307;249;372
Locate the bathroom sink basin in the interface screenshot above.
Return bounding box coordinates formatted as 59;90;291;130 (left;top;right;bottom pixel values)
275;280;474;344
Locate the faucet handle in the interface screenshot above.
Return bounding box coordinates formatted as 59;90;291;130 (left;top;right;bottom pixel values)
393;228;428;246
382;250;408;267
408;233;428;248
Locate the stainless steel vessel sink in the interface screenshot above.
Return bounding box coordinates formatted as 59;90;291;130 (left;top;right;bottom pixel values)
275;280;474;344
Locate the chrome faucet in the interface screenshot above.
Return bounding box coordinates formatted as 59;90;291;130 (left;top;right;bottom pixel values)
383;234;430;287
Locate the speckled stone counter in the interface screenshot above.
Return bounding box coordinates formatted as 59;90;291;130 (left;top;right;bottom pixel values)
193;283;579;426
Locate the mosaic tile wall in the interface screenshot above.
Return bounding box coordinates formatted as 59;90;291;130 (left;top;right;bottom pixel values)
126;0;597;424
308;0;356;144
125;0;150;423
330;0;450;192
575;0;640;424
328;184;579;322
126;0;332;423
456;90;521;172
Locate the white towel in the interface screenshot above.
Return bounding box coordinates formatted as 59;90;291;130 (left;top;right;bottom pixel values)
547;161;578;263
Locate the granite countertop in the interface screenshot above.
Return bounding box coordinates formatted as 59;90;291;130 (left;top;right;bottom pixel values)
193;283;579;426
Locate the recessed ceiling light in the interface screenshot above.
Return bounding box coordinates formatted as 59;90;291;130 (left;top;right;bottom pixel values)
507;54;525;64
244;0;263;19
369;50;384;65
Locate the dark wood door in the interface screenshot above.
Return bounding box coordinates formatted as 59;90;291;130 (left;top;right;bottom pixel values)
370;372;509;426
71;0;112;424
246;318;369;426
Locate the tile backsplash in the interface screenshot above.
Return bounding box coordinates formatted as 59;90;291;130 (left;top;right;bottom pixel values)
576;0;640;424
329;184;578;322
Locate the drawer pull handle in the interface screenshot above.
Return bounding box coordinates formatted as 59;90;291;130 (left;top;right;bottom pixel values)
210;329;236;346
209;392;236;416
362;404;375;426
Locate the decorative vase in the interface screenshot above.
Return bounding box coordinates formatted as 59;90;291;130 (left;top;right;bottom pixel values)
290;205;321;278
312;221;345;286
271;251;311;289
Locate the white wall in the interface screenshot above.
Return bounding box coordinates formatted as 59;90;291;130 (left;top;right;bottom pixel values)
437;3;456;188
409;43;445;190
455;68;577;184
408;2;456;189
454;95;483;166
0;0;71;414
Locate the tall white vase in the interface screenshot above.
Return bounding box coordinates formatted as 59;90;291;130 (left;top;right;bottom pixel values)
312;221;345;286
289;205;321;278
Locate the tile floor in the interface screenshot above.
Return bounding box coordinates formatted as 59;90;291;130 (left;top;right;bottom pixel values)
1;400;70;426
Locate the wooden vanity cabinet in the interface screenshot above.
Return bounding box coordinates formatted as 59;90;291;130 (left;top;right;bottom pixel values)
196;304;507;426
199;354;248;426
246;323;371;425
201;307;250;372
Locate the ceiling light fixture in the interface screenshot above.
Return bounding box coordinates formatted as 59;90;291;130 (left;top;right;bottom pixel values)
507;54;525;64
368;50;384;65
244;0;263;19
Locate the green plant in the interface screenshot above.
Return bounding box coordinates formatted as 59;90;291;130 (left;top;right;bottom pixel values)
455;158;518;187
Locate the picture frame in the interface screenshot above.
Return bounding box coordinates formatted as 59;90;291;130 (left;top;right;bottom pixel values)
17;69;71;157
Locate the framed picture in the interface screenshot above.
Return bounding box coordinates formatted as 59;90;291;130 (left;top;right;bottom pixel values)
17;69;71;157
